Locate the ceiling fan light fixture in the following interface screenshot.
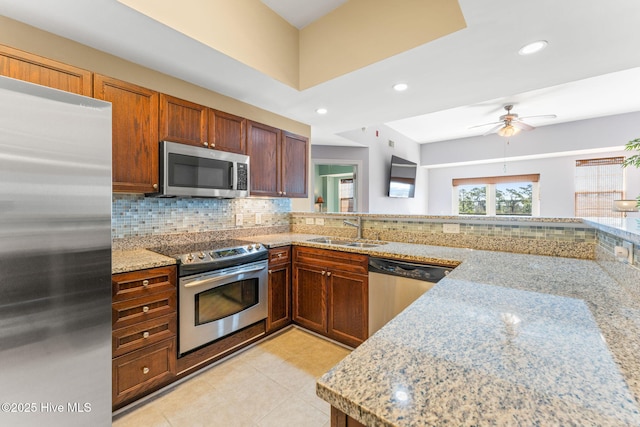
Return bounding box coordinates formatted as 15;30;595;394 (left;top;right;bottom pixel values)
497;124;520;137
518;40;548;56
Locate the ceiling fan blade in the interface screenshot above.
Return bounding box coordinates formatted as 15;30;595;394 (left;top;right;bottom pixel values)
512;121;534;131
518;114;557;120
482;123;504;136
468;120;502;129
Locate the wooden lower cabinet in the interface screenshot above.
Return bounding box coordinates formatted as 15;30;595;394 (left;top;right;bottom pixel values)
292;247;368;347
112;266;177;409
331;407;366;427
267;247;292;333
112;338;176;407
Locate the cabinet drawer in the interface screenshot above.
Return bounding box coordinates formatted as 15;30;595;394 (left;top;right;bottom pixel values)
112;266;176;302
293;246;368;275
112;338;176;407
112;290;176;329
269;246;291;266
112;313;177;357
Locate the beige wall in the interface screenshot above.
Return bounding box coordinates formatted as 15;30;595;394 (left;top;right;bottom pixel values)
0;15;310;137
299;0;466;89
118;0;300;89
117;0;465;90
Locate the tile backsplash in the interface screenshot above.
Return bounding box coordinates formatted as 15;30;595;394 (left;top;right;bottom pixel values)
112;194;291;239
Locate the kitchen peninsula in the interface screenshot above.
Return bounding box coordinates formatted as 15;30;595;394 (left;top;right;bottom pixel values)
112;215;640;425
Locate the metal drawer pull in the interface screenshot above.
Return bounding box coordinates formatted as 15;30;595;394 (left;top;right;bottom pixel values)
321;271;326;275
327;272;332;277
142;367;150;374
143;331;149;339
142;280;149;287
142;306;149;313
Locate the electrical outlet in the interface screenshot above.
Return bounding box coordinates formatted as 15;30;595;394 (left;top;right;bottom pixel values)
315;218;325;225
622;240;634;264
255;213;262;225
443;223;460;234
235;214;243;226
305;218;314;225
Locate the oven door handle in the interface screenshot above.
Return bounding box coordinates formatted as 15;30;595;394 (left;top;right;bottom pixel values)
183;264;266;288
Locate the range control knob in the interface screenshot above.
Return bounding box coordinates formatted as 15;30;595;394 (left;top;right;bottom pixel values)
198;252;206;260
185;253;194;263
255;243;262;250
247;244;255;251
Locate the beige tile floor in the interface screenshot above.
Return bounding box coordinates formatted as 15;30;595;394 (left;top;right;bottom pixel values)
112;327;352;427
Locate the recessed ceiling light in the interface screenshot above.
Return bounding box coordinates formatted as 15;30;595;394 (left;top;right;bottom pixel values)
518;40;548;55
316;108;328;115
393;83;408;92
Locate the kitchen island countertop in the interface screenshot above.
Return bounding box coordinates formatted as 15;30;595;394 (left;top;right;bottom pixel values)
249;233;640;426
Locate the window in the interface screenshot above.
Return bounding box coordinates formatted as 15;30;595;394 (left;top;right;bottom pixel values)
339;178;354;212
575;157;624;218
453;174;539;216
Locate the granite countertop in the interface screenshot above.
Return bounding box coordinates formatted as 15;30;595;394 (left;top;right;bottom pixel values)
246;233;640;426
111;232;640;425
112;249;176;274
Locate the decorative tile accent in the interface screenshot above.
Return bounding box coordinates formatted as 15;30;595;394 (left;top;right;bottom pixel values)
112;195;291;239
291;214;596;259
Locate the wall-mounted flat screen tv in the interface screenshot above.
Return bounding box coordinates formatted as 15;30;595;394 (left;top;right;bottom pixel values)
388;155;417;198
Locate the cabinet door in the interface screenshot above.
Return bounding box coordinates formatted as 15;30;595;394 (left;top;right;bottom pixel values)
267;262;291;333
112;338;176;408
210;109;246;154
292;262;327;334
281;131;308;198
159;94;208;148
247;120;281;197
0;44;92;96
94;74;159;193
328;271;368;347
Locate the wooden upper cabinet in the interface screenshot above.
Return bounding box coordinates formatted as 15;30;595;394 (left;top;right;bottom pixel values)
247;121;309;198
94;74;159;193
281;131;308;198
159;94;208;148
0;44;92;96
247;120;281;197
210;109;246;154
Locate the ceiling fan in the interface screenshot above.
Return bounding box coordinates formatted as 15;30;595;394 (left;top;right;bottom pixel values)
470;104;557;137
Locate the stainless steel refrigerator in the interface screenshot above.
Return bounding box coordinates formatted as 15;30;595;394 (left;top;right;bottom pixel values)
0;76;112;426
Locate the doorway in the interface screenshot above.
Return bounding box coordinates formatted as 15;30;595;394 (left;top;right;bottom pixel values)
312;160;362;213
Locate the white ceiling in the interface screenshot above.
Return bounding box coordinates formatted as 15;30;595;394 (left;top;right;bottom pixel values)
1;0;639;147
261;0;346;29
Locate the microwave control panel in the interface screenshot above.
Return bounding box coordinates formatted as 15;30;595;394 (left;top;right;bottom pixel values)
237;163;248;190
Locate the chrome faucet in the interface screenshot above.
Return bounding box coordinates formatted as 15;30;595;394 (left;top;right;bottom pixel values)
343;217;362;239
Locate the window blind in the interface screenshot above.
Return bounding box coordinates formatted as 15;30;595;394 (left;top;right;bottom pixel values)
575;157;624;217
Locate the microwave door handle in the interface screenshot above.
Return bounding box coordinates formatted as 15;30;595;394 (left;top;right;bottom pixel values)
229;163;234;189
183;264;266;288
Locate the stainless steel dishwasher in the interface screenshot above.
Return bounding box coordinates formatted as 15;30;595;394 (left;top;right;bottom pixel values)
368;257;454;335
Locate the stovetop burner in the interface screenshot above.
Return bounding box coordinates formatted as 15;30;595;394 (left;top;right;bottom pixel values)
150;239;268;276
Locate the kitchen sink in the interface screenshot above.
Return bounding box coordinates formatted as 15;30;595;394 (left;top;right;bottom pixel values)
308;237;386;248
344;242;380;248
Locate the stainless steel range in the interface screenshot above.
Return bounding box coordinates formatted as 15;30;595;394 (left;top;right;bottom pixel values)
151;240;268;356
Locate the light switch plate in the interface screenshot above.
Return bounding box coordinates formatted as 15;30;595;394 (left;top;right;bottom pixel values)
255;213;262;225
235;214;243;226
315;218;325;225
305;218;314;225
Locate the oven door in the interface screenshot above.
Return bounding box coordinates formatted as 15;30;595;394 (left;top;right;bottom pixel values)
179;260;267;356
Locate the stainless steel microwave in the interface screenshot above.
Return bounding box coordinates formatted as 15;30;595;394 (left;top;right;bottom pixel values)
158;141;249;198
